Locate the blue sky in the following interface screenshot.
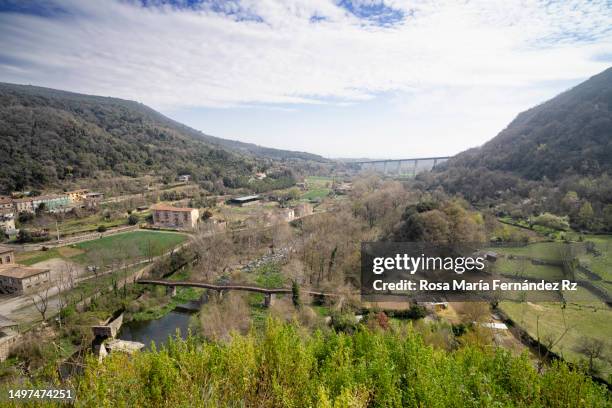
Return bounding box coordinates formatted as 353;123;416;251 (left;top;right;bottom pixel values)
0;0;611;158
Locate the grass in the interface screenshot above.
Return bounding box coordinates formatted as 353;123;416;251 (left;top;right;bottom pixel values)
494;236;612;380
130;266;202;321
130;286;203;321
253;262;285;289
68;264;145;302
490;242;568;262
493;258;565;280
16;230;188;267
301;176;333;200
26;210;149;238
16;248;62;266
579;235;612;282
499;300;611;380
57;213;128;236
302;188;331;200
72;230;187;263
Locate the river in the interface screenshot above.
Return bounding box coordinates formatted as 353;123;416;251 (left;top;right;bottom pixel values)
118;310;195;349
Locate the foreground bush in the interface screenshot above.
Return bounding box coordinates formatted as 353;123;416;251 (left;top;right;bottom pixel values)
70;319;610;407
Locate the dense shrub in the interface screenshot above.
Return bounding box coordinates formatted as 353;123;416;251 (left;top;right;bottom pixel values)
71;319;609;407
127;214;139;225
531;213;570;231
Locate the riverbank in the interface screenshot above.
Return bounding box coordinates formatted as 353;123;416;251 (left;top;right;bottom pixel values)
128;286;203;321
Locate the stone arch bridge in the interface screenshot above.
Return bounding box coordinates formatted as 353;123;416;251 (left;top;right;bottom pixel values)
137;279;337;307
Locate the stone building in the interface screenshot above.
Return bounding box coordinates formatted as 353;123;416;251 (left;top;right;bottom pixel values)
151;203;200;230
0;264;51;295
0;246;14;265
0;315;18;362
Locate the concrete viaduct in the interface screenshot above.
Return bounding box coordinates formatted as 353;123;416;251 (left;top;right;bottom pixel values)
137;279;337;307
354;156;451;176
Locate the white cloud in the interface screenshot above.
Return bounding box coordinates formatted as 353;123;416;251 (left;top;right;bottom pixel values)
0;0;610;111
0;0;610;158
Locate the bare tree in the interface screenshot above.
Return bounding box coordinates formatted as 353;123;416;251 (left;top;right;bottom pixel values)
30;284;53;322
575;337;606;375
535;306;574;373
193;232;233;281
56;263;76;326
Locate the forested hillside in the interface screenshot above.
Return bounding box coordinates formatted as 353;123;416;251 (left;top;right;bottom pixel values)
425;68;612;231
446;67;612;181
0;83;325;192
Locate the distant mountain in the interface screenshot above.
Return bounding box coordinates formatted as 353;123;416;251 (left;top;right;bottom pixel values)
0;83;326;192
444;67;612;181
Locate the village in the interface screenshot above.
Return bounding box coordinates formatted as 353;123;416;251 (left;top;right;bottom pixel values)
0;168;528;379
0;169;608;390
0;172;353;363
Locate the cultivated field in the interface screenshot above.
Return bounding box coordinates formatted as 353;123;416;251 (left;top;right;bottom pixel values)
493;237;612;381
17;230;188;266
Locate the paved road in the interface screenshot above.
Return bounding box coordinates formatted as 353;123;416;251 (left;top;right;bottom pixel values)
0;244;187;324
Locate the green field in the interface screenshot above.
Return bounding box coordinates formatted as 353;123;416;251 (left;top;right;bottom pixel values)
490;242;570;262
302;176;333;200
500;300;611;380
493;237;612;380
18;230;188;266
493;257;565;280
17;247;64;266
579;235;612;282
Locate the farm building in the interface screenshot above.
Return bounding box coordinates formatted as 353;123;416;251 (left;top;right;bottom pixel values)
229;195;261;207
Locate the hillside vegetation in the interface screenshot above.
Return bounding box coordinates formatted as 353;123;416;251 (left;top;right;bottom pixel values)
425;68;612;232
56;319;609;407
445;67;612;181
0;83;325;192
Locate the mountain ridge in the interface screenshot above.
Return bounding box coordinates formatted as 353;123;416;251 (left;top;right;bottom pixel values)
0;82;326;192
443;67;612;181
